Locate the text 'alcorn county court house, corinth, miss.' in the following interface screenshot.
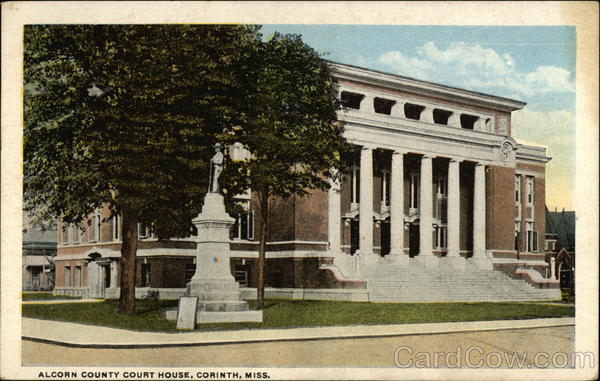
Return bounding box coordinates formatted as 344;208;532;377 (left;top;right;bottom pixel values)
53;61;560;302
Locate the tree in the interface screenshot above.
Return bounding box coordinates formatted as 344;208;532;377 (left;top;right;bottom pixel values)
24;25;260;314
221;33;351;309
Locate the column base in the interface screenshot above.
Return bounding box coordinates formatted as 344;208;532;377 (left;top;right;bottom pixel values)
417;255;439;268
442;256;466;270
467;257;494;271
388;252;409;267
357;251;379;266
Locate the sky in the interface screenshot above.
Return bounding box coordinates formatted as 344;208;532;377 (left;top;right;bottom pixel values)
260;25;576;211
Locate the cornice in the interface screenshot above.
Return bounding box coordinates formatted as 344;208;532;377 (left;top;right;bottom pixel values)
329;61;526;112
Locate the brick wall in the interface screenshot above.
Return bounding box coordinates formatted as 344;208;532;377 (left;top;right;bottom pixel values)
487;165;517;250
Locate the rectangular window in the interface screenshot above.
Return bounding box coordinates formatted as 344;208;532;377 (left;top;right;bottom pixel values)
434;226;447;249
110;215;120;241
61;222;70;244
184;263;196;283
138;222;151;239
514;222;521;250
74;266;81;287
141;263;151;287
351;161;360;205
526;222;537;252
234;264;249;287
71;225;82;244
410;173;420;209
88;210;101;242
436;176;447;196
436;198;448;223
381;169;391;207
526;176;534;205
515;175;521;203
232;201;254;240
64;266;71;287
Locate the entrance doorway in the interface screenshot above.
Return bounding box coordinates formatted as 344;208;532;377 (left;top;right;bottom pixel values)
350;220;359;255
409;223;419;257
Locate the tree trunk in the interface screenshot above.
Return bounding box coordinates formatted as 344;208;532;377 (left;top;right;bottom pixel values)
118;206;138;314
257;190;269;310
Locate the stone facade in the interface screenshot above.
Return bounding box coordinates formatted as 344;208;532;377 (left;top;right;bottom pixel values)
53;61;558;301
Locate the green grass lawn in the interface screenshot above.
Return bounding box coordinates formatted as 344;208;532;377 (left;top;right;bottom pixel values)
22;299;574;332
22;292;81;301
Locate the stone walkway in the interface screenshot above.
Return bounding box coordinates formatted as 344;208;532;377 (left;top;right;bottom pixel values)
22;317;574;348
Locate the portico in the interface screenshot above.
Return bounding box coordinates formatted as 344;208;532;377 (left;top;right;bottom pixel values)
329;146;489;268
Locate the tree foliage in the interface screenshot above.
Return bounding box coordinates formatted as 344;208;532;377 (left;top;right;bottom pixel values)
221;33;351;308
24;25;260;313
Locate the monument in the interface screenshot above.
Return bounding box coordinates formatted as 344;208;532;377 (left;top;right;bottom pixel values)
167;143;263;325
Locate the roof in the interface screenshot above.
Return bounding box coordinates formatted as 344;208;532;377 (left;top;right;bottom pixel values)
546;208;575;251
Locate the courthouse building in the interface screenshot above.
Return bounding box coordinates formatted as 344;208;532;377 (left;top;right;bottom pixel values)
53;62;560;301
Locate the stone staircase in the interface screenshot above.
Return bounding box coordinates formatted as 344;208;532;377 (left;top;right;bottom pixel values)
363;258;554;302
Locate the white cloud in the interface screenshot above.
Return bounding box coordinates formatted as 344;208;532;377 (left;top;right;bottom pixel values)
377;42;574;98
512;109;575;209
525;66;575;93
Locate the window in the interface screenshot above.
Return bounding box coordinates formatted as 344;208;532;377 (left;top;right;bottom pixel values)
526;222;538;252
234;264;249;287
434;226;447;249
404;103;425;120
409;173;420;209
381;169;391;207
514;222;521;250
64;266;71;287
436;198;448;222
74;266;81;287
374;97;395;115
515;175;521;202
340;91;364;109
184;263;196;283
460;114;479;130
433;109;453;125
350;159;360;205
88;210;101;242
232;200;255;240
71;225;82;244
526;176;534;205
141;263;151;287
138;222;151;239
436;176;447;196
110;215;120;241
61;222;70;244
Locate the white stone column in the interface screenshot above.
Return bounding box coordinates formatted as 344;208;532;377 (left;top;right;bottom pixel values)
327;174;341;254
447;112;460;128
361;95;376;114
473;163;486;256
447;159;461;257
391;101;406;118
421;107;435;124
419;155;433;257
550;257;557;279
357;146;374;257
390;151;405;258
473;116;482;131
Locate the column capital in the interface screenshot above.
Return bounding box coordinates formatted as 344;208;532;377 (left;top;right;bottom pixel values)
421;154;433;160
360;145;377;151
392;150;407;156
449;157;463;163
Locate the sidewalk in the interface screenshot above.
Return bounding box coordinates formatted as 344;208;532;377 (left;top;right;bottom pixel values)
22;317;574;348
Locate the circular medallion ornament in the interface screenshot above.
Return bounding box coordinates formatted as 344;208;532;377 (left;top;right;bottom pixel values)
500;142;512;162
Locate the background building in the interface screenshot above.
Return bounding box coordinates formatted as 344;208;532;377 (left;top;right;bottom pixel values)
22;213;56;291
52;62;561;301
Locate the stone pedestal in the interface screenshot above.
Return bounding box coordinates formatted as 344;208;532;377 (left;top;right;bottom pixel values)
167;192;262;324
